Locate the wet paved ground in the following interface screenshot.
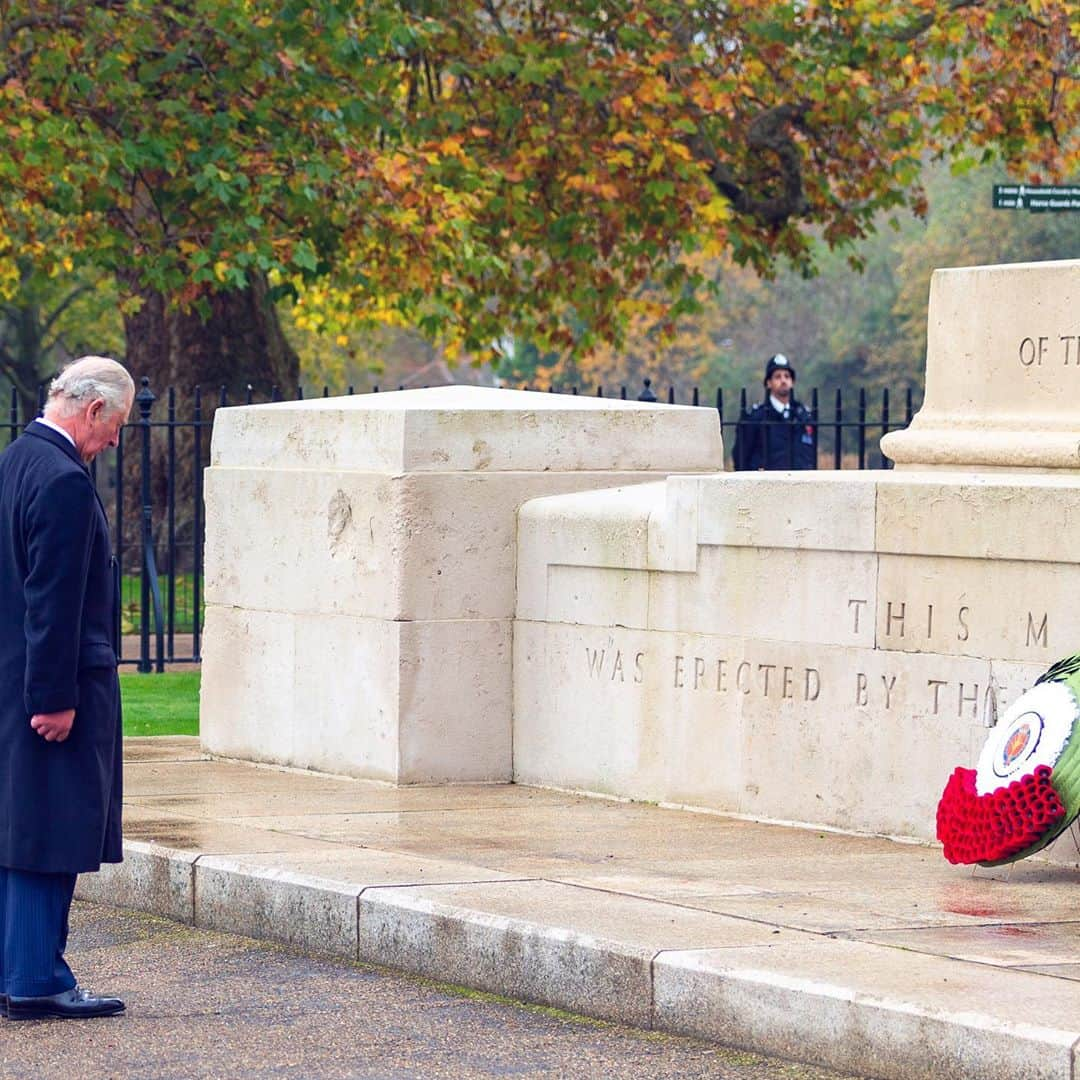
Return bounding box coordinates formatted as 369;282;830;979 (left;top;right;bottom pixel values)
0;903;862;1080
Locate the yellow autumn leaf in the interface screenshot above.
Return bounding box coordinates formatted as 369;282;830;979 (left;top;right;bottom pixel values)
700;195;731;224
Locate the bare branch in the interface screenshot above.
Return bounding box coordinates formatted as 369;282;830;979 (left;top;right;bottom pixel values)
39;284;93;339
689;102;810;226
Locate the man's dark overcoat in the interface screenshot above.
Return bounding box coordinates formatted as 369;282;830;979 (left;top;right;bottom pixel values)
0;422;123;874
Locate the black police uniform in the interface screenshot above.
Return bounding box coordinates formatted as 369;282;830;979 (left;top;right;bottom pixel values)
731;356;817;470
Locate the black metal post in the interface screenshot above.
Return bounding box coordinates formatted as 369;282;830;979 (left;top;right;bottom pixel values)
737;387;748;471
833;389;843;470
115;422;125;662
136;378;155;673
167;387;177;661
857;388;867;470
192;387;203;663
880;387;891;469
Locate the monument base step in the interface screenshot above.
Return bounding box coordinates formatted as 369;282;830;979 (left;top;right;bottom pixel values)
75;740;1080;1080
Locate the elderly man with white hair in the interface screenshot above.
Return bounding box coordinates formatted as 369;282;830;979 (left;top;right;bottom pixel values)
0;356;134;1020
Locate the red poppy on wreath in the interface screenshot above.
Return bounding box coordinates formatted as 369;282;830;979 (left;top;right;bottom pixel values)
936;654;1080;866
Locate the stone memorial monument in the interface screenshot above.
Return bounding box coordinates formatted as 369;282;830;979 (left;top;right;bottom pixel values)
200;387;722;783
201;257;1079;861
513;259;1080;854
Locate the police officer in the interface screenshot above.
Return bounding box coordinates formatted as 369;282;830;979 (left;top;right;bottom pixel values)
731;354;817;470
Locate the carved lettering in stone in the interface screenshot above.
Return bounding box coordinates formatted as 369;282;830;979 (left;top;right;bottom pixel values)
693;657;707;690
736;661;752;694
1019;336;1049;366
959;682;979;719
611;651;625;682
583;636;825;703
874;600;977;646
1019;335;1080;367
856;672;897;709
758;663;776;696
928;679;947;714
848;598;868;634
1026;612;1048;648
882;674;897;710
782;666;795;699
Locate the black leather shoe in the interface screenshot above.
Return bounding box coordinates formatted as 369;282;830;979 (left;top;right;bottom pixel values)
0;992;8;1017
7;986;124;1020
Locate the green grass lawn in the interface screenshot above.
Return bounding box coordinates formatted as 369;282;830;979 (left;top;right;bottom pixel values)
120;671;200;737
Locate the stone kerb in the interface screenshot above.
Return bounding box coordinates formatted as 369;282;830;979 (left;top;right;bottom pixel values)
882;258;1080;470
200;386;722;786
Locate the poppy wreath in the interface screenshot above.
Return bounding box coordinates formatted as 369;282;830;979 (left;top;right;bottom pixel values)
936;654;1080;866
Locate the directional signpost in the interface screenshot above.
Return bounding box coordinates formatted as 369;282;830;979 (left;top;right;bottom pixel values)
993;184;1080;212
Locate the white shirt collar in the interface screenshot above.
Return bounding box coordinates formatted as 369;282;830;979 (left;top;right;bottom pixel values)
36;416;77;448
768;394;791;415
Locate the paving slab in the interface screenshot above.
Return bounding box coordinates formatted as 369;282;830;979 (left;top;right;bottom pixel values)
74;738;1080;1080
122;735;209;763
842;920;1080;966
653;939;1080;1080
127;781;582;819
122;803;348;855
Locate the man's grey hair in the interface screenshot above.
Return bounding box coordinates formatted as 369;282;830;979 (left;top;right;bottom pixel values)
47;356;135;418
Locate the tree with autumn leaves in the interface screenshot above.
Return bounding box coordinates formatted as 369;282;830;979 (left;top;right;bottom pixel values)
1;0;1076;398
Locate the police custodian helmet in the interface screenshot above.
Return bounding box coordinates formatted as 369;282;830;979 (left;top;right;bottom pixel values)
763;353;795;384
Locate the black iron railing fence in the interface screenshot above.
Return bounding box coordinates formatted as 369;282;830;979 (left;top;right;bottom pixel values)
3;378;920;671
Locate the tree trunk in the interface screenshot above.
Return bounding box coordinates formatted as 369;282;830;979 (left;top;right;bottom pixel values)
122;271;299;400
116;273;300;579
